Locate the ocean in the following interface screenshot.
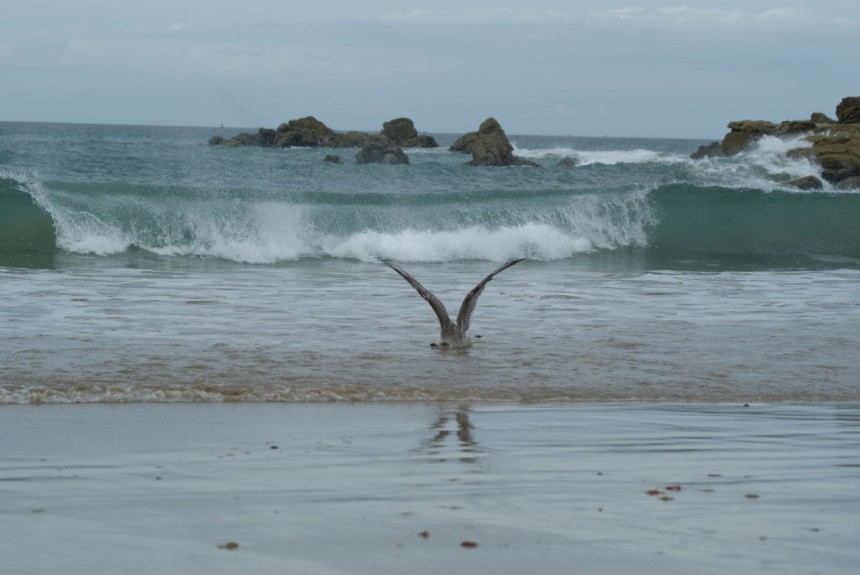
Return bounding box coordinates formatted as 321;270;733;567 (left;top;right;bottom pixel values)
3;121;860;575
1;121;858;404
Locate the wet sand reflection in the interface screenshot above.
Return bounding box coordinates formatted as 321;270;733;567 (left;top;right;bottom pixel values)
421;406;481;464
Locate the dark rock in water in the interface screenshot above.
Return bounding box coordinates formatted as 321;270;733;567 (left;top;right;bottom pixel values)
696;119;831;159
836;97;860;124
207;115;437;150
355;135;409;164
808;134;860;182
690;140;725;159
690;96;860;187
381;118;417;144
323;154;344;164
258;128;276;147
274;116;337;147
835;176;860;190
449;131;479;153
822;166;860;185
208;116;350;148
452;118;539;167
558;157;578;167
329;131;372;148
783;176;823;190
722;121;778;155
380;118;438;148
786;147;817;162
403;134;439;148
216;128;276;147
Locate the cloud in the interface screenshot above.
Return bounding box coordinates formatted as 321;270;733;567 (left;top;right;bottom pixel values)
377;3;858;33
58;36;360;81
169;22;192;32
379;7;564;25
591;7;645;20
588;4;820;30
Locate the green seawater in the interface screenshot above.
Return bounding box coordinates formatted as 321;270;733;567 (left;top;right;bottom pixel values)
1;121;858;270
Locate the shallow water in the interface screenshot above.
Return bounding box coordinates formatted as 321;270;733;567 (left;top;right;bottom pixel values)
1;122;859;404
1;403;858;574
2;260;858;403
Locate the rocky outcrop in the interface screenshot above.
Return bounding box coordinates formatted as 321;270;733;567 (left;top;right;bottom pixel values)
805;134;860;183
690;140;725;159
323;154;343;164
274;116;337;147
783;176;823;190
450;118;539;167
698;119;821;157
214;128;277;147
214;121;327;148
720;120;778;155
329;131;372;148
381;118;438;148
810;112;835;124
835;176;860;190
355;136;409;165
836;97;860;124
210;116;436;151
690;97;860;187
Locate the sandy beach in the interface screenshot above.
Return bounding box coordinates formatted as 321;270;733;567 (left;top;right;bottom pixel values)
1;402;857;574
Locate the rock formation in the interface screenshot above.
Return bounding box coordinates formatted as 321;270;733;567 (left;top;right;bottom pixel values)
836;97;860;124
274;117;338;147
323;154;344;164
381;118;438;148
690;97;860;188
210;116;435;150
450;118;539;167
783;176;823;191
213;128;276;147
835;176;860;190
329;131;372;148
355;135;409;165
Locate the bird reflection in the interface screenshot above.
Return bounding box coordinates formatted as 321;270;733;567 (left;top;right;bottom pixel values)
422;406;481;464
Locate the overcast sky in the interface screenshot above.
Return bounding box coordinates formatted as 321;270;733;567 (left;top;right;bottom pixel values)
1;1;857;138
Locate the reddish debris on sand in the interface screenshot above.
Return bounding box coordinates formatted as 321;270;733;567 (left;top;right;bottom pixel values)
460;541;478;548
418;530;430;539
665;485;682;492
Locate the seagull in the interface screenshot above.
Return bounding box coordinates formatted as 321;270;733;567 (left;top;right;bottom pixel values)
383;258;525;348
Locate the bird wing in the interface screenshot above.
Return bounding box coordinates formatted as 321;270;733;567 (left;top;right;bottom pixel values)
384;261;455;334
456;258;525;334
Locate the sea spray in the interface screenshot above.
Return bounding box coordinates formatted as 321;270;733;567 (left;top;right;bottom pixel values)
326;224;594;263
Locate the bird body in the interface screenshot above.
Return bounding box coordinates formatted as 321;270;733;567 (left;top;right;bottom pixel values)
384;258;525;348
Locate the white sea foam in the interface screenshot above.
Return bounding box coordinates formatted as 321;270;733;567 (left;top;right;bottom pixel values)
35;184;652;263
149;202;313;264
326;223;594;263
747;134;819;179
55;213;132;255
511;144;686;165
690;134;825;191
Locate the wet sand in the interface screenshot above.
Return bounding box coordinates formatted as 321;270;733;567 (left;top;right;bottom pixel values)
1;402;858;574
